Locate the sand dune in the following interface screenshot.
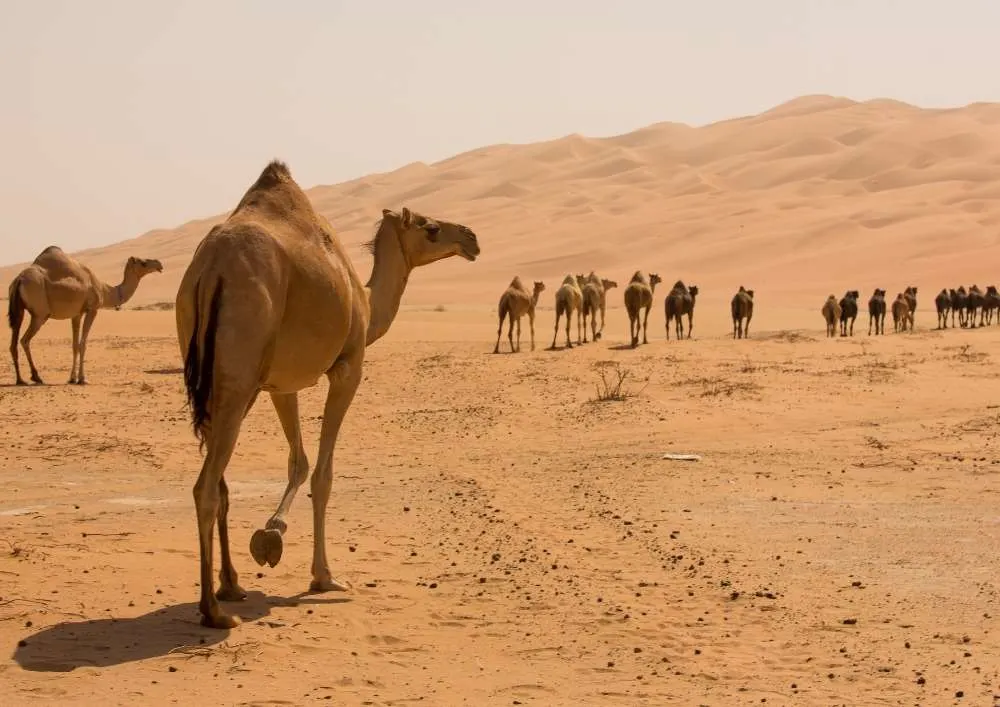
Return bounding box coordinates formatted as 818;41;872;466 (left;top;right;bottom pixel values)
5;94;1000;321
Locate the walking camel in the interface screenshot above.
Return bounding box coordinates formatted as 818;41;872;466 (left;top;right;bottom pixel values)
730;286;754;339
599;278;617;338
867;288;887;335
839;290;859;337
891;293;911;332
493;277;544;353
934;289;952;329
903;286;918;329
624;271;661;348
549;275;583;349
983;285;1000;325
664;281;699;340
821;295;841;338
175;160;480;629
8;246;163;385
950;287;968;328
966;285;985;328
579;272;606;342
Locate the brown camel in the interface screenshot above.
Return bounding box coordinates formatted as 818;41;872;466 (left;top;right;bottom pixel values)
730;286;754;339
950;287;968;328
624;271;661;348
600;278;618;336
579;272;606;343
867;288;887;335
664;280;699;340
549;274;583;349
983;285;1000;325
7;246;163;385
933;288;951;329
966;285;984;328
891;293;911;332
493;277;544;353
903;286;917;329
175;160;480;629
839;290;859;337
821;294;841;337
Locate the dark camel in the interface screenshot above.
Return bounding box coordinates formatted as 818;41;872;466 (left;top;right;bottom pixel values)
867;288;887;335
821;295;841;338
950;287;968;328
664;280;698;340
934;289;952;329
839;290;859;337
731;286;754;339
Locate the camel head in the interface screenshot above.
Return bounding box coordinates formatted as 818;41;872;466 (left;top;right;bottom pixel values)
649;273;662;288
126;256;164;278
746;289;755;299
987;285;999;296
575;274;587;288
532;281;546;296
380;207;479;265
688;285;699;297
905;286;917;296
848;290;860;300
601;279;618;291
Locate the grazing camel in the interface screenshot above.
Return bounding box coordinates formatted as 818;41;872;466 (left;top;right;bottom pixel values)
966;285;984;328
664;280;699;340
839;290;859;337
983;285;1000;325
891;293;911;332
867;288;887;335
7;246;163;385
821;295;841;338
934;289;952;329
950;287;968;328
493;277;544;353
903;286;918;329
175;160;480;629
624;271;661;348
580;272;606;342
550;275;583;349
731;286;754;339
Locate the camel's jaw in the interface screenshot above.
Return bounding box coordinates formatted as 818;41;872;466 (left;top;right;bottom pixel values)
458;244;480;262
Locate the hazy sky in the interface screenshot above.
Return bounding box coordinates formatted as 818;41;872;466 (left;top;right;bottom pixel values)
2;0;999;264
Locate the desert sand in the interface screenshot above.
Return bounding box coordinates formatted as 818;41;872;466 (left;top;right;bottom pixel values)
2;95;1000;705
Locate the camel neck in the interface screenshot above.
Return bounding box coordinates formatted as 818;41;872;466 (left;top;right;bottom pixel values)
364;220;411;345
102;270;140;309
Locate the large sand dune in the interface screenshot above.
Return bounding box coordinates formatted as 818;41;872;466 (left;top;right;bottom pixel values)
4;94;1000;320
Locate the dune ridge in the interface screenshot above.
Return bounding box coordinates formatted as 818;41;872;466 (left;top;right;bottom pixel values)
5;94;1000;310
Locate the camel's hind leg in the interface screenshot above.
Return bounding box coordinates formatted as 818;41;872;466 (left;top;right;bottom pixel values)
493;310;506;354
249;392;310;573
20;312;49;384
8;301;25;386
508;315;516;353
550;309;562;350
307;353;363;593
515;316;522;352
74;309;98;384
642;305;651;345
216;476;247;601
69;315;81;384
565;308;574;349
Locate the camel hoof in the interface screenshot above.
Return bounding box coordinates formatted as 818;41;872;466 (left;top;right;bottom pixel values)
309;576;351;593
200;612;241;629
15;379;27;386
249;528;283;568
76;378;87;385
216;584;248;602
30;376;43;385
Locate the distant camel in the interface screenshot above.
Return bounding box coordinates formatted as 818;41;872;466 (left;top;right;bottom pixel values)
821;295;841;338
950;287;968;328
550;275;583;349
867;288;887;335
966;285;984;328
891;293;911;332
839;290;859;336
598;278;617;338
983;285;1000;325
731;286;754;339
7;246;162;385
624;271;662;348
934;289;952;329
493;277;545;353
579;272;607;342
903;286;918;329
664;280;698;340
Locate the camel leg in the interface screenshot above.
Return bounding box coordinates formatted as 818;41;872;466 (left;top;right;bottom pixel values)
576;310;582;345
642;306;650;345
8;301;26;386
493;311;504;354
508;315;516;353
665;315;670;341
565;310;573;349
68;315;81;384
529;312;536;351
74;310;98;384
687;312;694;339
20;312;49;384
550;311;561;350
215;476;248;601
307;355;363;593
248;392;310;571
515;316;521;353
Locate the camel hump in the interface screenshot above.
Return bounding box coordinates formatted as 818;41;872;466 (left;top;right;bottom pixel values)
256;159;292;187
508;275;524;289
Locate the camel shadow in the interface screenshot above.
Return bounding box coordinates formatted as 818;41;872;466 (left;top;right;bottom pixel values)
606;343;638;351
144;367;183;375
11;590;351;672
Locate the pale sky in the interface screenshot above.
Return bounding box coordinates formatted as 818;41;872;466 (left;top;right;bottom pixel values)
2;0;999;265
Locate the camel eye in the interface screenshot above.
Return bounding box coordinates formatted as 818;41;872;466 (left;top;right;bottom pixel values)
424;223;440;238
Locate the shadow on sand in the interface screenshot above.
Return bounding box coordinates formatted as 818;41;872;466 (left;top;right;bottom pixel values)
11;590;351;672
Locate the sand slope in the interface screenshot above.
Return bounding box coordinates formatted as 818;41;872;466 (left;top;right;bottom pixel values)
4;94;1000;317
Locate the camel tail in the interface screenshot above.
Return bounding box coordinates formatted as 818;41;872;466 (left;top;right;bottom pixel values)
7;276;24;331
183;277;224;453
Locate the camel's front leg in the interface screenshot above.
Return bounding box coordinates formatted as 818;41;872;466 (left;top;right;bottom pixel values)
69;316;81;384
308;355;362;593
529;312;536;351
20;312;49;384
74;310;98;384
641;306;650;344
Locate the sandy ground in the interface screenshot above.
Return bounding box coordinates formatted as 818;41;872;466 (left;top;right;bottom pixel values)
1;305;999;706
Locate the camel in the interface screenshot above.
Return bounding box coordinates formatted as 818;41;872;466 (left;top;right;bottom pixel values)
599;278;617;334
934;289;952;329
7;246;163;385
623;271;661;348
983;285;1000;325
579;272;606;342
821;295;841;338
175;160;480;629
549;275;583;349
839;290;859;337
903;286;918;329
891;293;911;332
730;286;754;339
966;285;984;328
664;280;698;340
867;288;887;335
950;287;968;328
493;277;544;353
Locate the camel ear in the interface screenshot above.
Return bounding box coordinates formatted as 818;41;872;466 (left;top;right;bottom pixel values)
400;207;413;229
